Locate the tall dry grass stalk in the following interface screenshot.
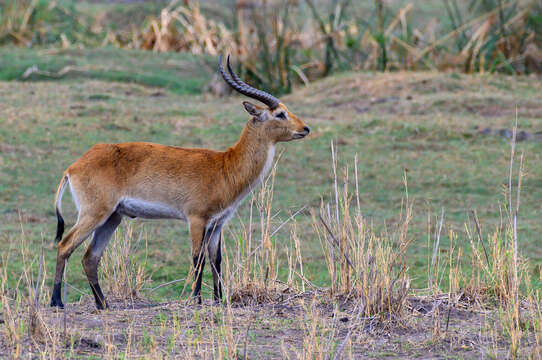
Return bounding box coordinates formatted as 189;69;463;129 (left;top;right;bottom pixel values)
465;118;526;308
140;0;235;55
0;251;25;355
296;297;330;359
528;291;542;358
223;158;304;304
0;221;67;357
312;141;411;318
0;0;93;47
437;115;538;358
100;222;151;304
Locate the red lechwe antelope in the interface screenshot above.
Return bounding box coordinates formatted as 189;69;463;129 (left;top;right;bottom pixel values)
50;56;310;310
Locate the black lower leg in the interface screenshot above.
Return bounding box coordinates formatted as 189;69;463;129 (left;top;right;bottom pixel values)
51;254;66;308
213;277;222;302
89;282;108;310
193;253;205;304
50;282;64;308
213;244;222;302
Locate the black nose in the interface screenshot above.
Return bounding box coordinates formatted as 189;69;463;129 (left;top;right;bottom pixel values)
303;126;310;134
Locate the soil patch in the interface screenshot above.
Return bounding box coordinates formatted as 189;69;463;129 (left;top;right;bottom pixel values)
1;294;537;358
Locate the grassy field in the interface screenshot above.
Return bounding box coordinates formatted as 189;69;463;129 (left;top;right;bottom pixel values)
1;47;541;357
0;47;213;94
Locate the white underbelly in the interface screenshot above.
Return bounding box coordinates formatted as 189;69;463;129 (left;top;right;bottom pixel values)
116;197;186;220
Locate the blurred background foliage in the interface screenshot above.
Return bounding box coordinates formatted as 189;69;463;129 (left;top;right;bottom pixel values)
0;0;541;94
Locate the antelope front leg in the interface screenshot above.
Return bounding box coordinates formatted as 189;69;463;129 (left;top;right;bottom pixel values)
206;222;223;303
189;216;206;304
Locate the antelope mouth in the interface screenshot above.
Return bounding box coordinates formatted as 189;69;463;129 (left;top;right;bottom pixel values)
293;126;310;139
292;129;310;139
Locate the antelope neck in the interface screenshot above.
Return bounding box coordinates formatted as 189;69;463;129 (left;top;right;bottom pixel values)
223;124;275;196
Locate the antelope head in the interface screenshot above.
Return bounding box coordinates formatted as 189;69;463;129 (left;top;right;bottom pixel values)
218;55;310;143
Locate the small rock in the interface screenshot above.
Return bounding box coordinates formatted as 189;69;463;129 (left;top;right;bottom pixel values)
79;337;102;349
517;130;530;141
497;129;512;138
354;105;370;113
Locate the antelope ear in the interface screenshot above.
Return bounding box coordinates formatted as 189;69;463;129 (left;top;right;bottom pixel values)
243;101;270;122
243;101;262;117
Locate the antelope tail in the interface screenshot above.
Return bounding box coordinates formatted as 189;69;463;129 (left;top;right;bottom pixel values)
54;175;68;243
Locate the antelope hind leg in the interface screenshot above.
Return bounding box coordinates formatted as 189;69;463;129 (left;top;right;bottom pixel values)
82;212;122;310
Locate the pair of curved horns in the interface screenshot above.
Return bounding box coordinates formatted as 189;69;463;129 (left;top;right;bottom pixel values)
218;55;280;109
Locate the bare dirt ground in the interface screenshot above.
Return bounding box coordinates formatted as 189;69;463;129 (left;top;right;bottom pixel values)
2;293;538;359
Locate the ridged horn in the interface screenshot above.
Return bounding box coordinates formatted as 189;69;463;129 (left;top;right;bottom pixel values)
218;55;280;109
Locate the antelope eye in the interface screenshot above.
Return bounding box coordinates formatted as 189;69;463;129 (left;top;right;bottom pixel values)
276;112;287;120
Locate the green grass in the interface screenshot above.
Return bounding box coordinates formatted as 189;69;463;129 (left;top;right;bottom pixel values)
1;48;541;303
0;47;212;95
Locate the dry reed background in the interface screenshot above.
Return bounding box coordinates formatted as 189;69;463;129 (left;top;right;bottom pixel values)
1;0;541;93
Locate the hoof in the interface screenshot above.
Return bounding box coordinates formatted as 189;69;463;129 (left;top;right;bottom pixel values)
95;299;109;310
213;297;224;306
50;297;64;309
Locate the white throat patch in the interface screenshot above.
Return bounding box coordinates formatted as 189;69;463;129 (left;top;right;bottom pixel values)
259;145;276;184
